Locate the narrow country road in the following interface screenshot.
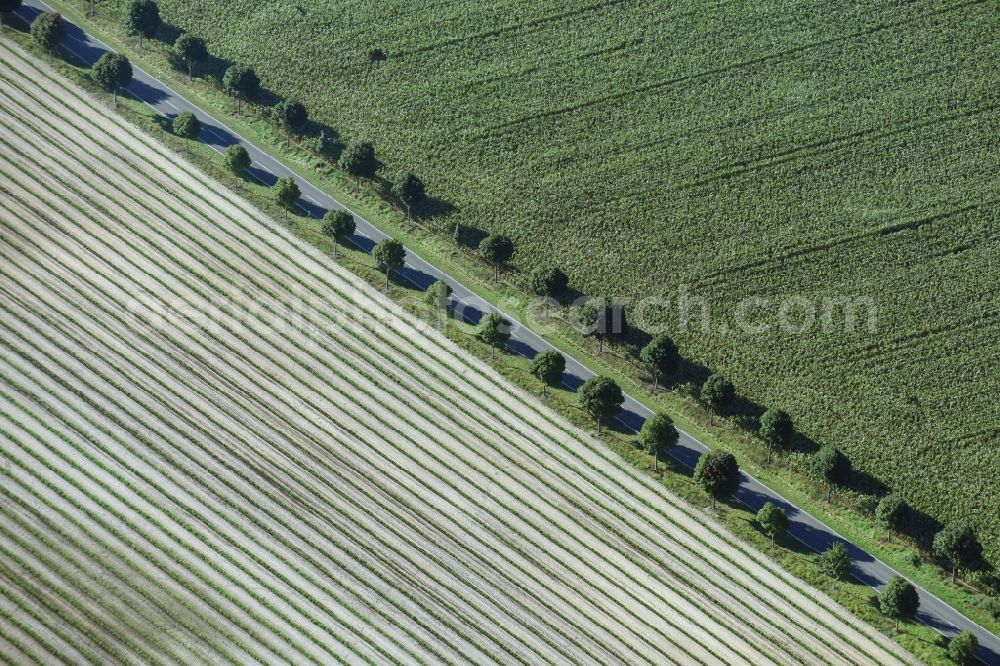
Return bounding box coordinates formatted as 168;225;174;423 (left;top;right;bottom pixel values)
11;2;999;662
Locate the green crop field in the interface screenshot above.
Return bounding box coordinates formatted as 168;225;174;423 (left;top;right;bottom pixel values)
113;0;999;561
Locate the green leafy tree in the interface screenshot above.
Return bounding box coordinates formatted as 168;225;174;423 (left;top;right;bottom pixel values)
578;297;626;353
338;141;378;193
700;373;734;424
639;334;678;391
173;33;207;81
693;450;740;509
123;0;159;48
947;630;978;665
271;99;308;136
479;235;514;283
393;172;426;224
0;0;23;32
321;210;355;257
578;376;624;433
809;445;851;502
273;177;300;222
30;12;63;61
933;524;982;584
529;350;565;397
638;413;678;471
372;238;405;290
756;502;789;548
818;542;851;589
477;312;510;359
368;47;386;66
529;265;568;310
879;576;919;632
171;111;200;140
224;144;251;174
314;129;344;163
92;52;132;104
875;493;908;541
759;408;793;463
223;64;259;114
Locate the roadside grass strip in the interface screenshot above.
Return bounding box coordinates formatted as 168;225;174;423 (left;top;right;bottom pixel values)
0;42;915;666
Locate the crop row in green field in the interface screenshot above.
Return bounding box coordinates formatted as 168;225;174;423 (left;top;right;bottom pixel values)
122;0;1000;564
0;42;913;665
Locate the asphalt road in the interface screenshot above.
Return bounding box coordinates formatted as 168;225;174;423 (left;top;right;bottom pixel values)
11;2;999;662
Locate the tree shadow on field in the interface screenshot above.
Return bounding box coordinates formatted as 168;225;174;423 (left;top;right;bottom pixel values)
420;195;458;221
155;21;184;47
452;223;488;250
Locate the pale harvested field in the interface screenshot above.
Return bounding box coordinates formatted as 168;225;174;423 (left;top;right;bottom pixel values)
0;42;916;665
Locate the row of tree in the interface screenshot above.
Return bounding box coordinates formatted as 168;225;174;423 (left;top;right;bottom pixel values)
117;0;430;223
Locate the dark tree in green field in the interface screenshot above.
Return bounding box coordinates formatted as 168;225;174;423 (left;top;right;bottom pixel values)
173;33;207;81
759;407;793;463
529;265;568;310
809;445;852;502
171;111;200;140
0;0;23;32
368;48;386;66
638;412;678;472
933;524;982;584
818;542;851;588
700;373;734;424
875;493;908;541
223;64;259;114
947;630;979;665
372;238;405;290
478;235;514;283
321;210;355;257
578;297;627;353
529;350;565;397
31;12;63;61
224;144;251;174
693;450;740;510
639;333;678;391
393;172;425;224
92;52;132;105
880;576;919;632
477;312;510;360
123;0;159;48
271;99;308;136
273;177;300;222
314;129;344;163
338;141;378;194
578;376;623;434
756;502;789;548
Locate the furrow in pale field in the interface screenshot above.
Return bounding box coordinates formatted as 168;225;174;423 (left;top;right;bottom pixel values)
0;482;219;666
0;339;478;666
0;560;112;666
0;377;343;666
0;42;917;665
0;272;484;664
